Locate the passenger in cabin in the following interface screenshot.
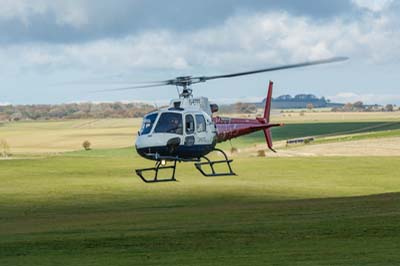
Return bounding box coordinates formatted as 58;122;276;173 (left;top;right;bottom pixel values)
154;112;183;135
171;118;183;134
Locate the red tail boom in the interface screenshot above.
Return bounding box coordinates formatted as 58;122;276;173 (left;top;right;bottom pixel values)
213;81;283;152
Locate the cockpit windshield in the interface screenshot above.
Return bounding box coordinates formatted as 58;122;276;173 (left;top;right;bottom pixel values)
140;113;158;135
154;112;183;135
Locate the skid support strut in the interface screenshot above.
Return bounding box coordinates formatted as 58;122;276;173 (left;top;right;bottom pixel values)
136;160;177;183
194;148;236;177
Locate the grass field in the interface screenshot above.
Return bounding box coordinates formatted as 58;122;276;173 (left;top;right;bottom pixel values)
1;148;400;265
221;121;400;149
313;129;400;144
1;114;400;265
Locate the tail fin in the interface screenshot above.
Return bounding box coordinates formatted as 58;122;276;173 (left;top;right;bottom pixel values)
264;128;276;152
263;81;273;123
263;81;276;152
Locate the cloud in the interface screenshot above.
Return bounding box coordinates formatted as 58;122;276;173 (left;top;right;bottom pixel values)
0;0;354;44
1;6;399;76
0;0;47;23
0;1;399;105
351;0;393;12
0;0;88;28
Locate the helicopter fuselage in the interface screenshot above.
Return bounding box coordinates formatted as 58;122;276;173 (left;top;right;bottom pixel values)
135;108;217;160
135;81;281;161
135;95;219;160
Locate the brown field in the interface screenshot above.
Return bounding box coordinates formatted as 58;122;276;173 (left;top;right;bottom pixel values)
221;109;400;123
0;118;141;154
275;111;400;123
1;111;399;155
235;137;400;157
271;109;400;123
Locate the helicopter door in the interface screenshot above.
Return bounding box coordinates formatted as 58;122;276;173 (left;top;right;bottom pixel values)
184;114;195;146
195;114;209;145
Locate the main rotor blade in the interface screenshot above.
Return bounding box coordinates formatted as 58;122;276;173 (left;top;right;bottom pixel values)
93;56;348;93
197;57;348;81
93;82;171;92
55;80;166;86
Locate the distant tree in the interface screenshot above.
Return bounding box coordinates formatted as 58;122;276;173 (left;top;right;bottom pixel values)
306;103;314;110
343;103;353;112
353;101;364;110
385;104;394;112
10;111;23;121
276;95;292;101
0;102;156;120
82;140;91;151
245;104;257;113
234;102;257;114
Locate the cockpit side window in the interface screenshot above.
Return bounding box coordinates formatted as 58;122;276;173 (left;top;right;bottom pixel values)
154;112;183;135
185;114;195;135
195;114;206;132
140;113;158;135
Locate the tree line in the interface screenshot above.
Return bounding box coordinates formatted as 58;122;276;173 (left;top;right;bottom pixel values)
331;101;397;112
0;102;155;121
1;99;397;122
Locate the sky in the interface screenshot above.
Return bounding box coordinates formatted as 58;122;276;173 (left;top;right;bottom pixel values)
0;0;399;105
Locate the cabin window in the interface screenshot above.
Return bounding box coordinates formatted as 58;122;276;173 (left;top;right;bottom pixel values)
185;114;195;134
195;114;206;132
140;113;158;135
154;112;183;135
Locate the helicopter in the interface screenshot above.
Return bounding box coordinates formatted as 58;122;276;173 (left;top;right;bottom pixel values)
106;57;348;183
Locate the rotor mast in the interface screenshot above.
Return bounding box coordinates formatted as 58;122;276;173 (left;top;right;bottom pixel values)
174;76;194;98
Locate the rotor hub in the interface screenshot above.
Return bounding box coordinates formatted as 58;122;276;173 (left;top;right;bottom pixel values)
180;88;193;98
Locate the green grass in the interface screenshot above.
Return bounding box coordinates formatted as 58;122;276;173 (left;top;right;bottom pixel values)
221;121;400;148
1;148;400;265
313;129;400;144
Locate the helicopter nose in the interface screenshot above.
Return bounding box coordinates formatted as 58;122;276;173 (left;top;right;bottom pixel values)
135;134;149;149
135;134;183;156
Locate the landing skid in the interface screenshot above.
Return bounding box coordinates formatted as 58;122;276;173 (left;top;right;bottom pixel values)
194;148;236;177
135;149;236;183
136;160;177;183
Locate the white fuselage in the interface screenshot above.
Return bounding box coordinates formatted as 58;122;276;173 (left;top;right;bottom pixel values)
135;97;218;160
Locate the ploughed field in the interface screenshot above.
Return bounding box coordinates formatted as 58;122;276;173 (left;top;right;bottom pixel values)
1;114;400;265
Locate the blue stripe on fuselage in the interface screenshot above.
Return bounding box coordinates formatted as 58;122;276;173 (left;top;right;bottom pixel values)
136;144;215;160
